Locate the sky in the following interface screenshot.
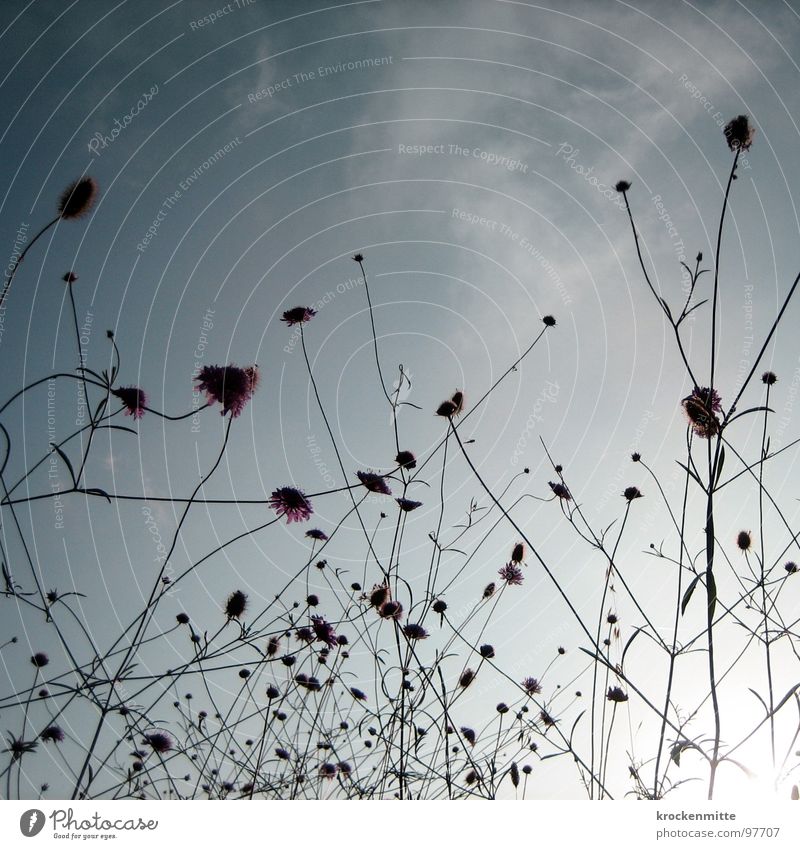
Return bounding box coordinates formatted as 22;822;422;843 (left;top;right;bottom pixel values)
2;0;800;801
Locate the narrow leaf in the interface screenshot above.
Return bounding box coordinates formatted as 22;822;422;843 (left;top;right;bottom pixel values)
707;570;717;621
52;445;76;487
681;573;703;616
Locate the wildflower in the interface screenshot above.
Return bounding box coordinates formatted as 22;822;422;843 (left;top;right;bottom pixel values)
356;470;391;495
266;636;280;656
497;702;509;714
623;486;642;501
523;677;542;695
369;584;390;608
350;687;367;701
737;530;752;552
176;613;190;625
224;590;248;619
607;686;629;703
396;497;422;512
482;582;496;598
195;364;259;417
723;115;755;151
269;486;313;523
305;528;328;541
762;371;778;385
281;306;316;326
403;623;429;640
461;727;476;746
479;644;495;659
511;543;525;564
785;562;798;574
352;253;364;263
631;452;641;462
436;399;457;417
539;709;557;728
614;180;631;193
549;481;571;500
295;627;313;643
459;669;475;688
542;315;556;326
62;271;78;283
682;387;722;439
58;176;98;219
379;600;403;621
395;450;416;469
143;731;174;754
31;652;49;668
312;615;337;647
499;562;524;585
40;725;64;744
112;386;147;419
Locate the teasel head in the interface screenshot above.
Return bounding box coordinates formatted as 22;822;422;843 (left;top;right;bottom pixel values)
58;176;98;219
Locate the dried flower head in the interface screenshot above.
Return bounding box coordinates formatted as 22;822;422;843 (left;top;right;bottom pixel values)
269;486;313;523
352;253;364;263
62;271;78;283
459;668;475;688
281;306;316;326
623;486;642;501
737;530;752;552
311;615;337;647
396;497;422;512
112;386;147;419
682;387;722;439
539;709;557;728
631;452;641;462
607;686;629;703
403;623;429;640
58;176;98;219
460;727;476;746
31;652;49;668
195;364;259;417
479;643;495;659
614;180;631;193
549;481;571;501
499;562;524;585
350;687;367;701
450;390;465;416
369;584;390;608
785;562;798;575
523;677;542;695
497;702;509;714
356;470;391;495
224;590;248;619
435;399;457;417
305;528;328;541
723;115;755;151
762;371;778;385
432;599;447;615
395;450;417;469
40;725;64;744
176;612;190;625
378;600;403;621
511;542;525;564
482;582;496;598
143;731;174;754
542;315;557;327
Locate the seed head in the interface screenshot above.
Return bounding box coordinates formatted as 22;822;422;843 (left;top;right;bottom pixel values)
58;176;98;219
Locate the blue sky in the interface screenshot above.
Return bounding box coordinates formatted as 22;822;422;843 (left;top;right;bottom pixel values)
2;0;800;800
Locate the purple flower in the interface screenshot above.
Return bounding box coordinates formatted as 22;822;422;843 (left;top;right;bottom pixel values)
305;528;328;541
522;677;542;695
319;763;338;779
40;725;64;744
112;386;147;419
403;623;429;640
281;306;316;326
396;497;422;512
269;486;313;523
499;562;524;585
356;471;391;495
311;615;337;648
143;731;174;754
195;364;259;417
